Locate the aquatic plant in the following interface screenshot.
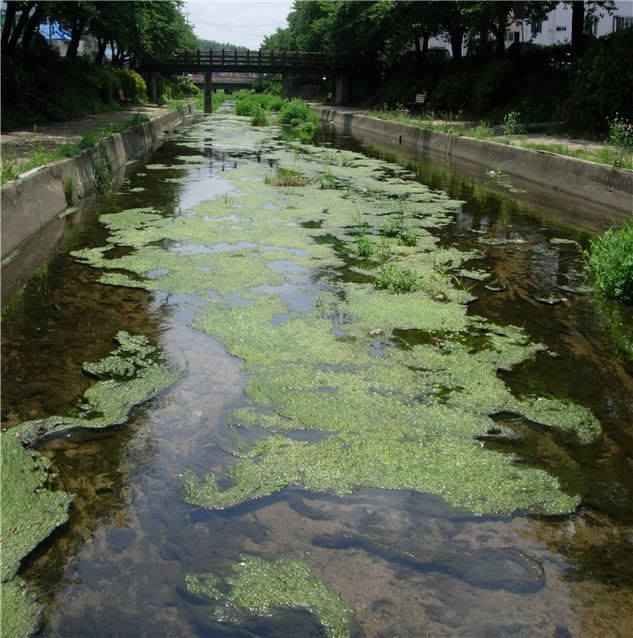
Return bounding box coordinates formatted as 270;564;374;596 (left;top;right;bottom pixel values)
185;556;351;638
586;223;633;304
250;105;269;127
264;167;308;187
375;264;419;293
356;236;374;258
71;121;601;519
63;176;77;207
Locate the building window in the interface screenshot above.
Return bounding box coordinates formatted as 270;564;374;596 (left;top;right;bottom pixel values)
505;31;520;42
556;26;567;32
585;16;599;36
531;20;543;36
614;16;633;31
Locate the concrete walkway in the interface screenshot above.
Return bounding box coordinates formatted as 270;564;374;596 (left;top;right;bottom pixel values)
1;105;173;163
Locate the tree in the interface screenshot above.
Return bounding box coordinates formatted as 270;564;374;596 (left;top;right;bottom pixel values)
565;0;616;56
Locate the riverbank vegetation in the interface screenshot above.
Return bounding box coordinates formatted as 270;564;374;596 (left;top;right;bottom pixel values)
264;1;633;134
586;223;633;304
1;0;195;130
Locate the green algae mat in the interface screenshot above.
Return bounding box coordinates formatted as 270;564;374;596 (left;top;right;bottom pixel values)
1;332;179;636
71;113;601;522
186;556;351;638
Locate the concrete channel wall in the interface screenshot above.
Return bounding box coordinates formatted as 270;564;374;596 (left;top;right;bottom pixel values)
1;103;196;261
316;107;633;216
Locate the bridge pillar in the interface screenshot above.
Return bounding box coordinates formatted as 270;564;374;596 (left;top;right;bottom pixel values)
204;71;213;113
335;73;349;105
281;73;291;100
149;72;159;103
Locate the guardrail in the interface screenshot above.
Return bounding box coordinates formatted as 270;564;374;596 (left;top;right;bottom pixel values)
159;49;327;70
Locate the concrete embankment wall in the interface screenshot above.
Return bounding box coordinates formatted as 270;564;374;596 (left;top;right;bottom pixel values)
316;107;633;216
1;103;196;261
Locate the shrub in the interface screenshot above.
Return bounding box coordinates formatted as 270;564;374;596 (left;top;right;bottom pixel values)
115;68;148;102
375;264;419;293
279;99;314;125
585;223;633;304
586;224;633;303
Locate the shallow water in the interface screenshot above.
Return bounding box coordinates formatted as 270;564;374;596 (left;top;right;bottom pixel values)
2;108;632;637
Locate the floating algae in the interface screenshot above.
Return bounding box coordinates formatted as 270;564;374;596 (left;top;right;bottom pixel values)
15;331;180;446
1;436;72;583
73;114;601;518
1;332;179;636
185;556;351;638
1;435;73;637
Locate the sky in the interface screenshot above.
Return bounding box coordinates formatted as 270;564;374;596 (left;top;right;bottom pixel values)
184;1;294;49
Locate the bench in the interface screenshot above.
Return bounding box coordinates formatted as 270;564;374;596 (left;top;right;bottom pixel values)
408;92;427;112
117;88;132;104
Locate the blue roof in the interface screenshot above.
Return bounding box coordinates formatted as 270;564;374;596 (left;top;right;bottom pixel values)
38;22;72;42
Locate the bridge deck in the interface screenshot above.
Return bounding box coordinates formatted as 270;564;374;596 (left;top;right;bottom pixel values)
144;49;328;74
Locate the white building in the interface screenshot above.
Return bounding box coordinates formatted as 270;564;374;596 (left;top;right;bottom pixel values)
425;0;633;57
508;0;633;46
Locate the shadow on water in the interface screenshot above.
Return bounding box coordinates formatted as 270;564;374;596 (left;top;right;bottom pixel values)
1;111;632;637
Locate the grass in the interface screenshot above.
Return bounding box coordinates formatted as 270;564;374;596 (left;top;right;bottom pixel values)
375;264;419;293
356;236;374;257
586;223;633;304
518;141;633;170
250;105;269;127
264;167;308;187
0;113;151;185
370;109;632;170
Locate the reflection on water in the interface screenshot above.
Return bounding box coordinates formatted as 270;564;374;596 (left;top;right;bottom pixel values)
1;110;632;637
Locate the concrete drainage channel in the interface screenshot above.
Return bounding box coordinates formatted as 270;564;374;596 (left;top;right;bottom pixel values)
315;106;633;216
0;103;197;262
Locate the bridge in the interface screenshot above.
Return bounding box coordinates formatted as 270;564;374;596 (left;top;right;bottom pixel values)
142;49;348;111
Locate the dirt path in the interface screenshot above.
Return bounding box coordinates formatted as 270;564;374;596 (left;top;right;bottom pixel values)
1;105;173;163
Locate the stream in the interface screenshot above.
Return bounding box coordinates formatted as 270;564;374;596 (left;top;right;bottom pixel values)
2;105;632;638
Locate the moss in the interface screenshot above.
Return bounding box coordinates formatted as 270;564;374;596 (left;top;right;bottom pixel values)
15;332;180;445
185;557;351;638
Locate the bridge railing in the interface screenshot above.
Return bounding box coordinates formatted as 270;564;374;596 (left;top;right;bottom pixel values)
169;49;327;69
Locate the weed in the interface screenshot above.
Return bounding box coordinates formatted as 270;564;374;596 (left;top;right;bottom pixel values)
351;209;370;236
400;227;418;247
264;167;307;187
606;115;633;169
63;176;77;206
356;236;374;258
382;218;401;238
93;150;112;193
375;264;419;293
586;223;633;303
502;111;520;137
250;105;269;127
378;235;392;262
318;168;337;189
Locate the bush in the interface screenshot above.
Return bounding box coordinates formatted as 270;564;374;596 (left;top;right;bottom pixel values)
235;91;283;116
279;98;314;125
114;68;148;102
586;223;633;303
